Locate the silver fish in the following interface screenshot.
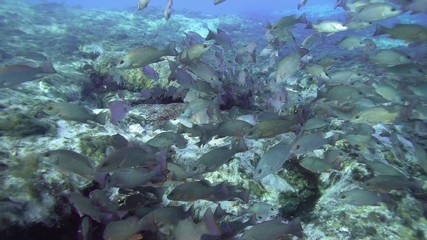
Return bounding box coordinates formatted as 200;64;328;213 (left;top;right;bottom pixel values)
275;48;308;83
248;117;297;139
362;175;423;194
187;61;220;83
190;139;247;174
178;43;210;61
338;189;392;206
299;156;332;173
168;180;249;202
241;218;303;240
214;0;226;5
406;0;427;14
270;13;307;31
167;162;202;181
106;164;166;189
352;3;402;22
301;33;323;50
241;202;278;221
138;206;190;235
298;0;308;9
164;0;173;20
311;20;348;33
96;146;160;172
370;49;412;67
43;149;95;179
103;217;144;240
116;44;177;69
292;132;334;155
374;24;427;43
337;36;366;50
306;64;330;80
254;141;294;180
137;0;150;10
146;132;188;149
69;192;103;222
171;209;221;240
44;102;105;124
0;61;56;88
203;120;253;143
206;28;232;47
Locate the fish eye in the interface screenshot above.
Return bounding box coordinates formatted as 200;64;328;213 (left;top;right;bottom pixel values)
203;44;209;48
355;115;360;119
356;73;362;76
119;60;124;64
406;56;411;59
257;216;262;219
257;169;262;174
44;152;50;157
295;144;300;150
192;166;197;171
391;7;396;11
340;195;346;199
47;106;53;110
417;69;423;73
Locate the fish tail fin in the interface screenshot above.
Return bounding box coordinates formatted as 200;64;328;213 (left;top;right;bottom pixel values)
166;43;178;56
150;157;168;183
265;21;273;29
402;98;419;121
215;182;229;195
232;138;248;152
374;24;388;36
95;111;108;125
186;204;195;217
40;61;56;74
205;29;216;41
202;208;221;236
238;189;250;203
297;12;307;24
288;217;303;237
176;123;189;134
94;172;108;188
214;205;227;219
305;20;313;29
217;28;226;34
248;214;257;225
168;60;179;81
298;47;309;56
152;186;167;200
335;0;348;10
152;164;164;179
155;149;168;174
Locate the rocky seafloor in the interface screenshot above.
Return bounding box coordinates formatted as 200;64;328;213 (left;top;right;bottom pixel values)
0;0;427;239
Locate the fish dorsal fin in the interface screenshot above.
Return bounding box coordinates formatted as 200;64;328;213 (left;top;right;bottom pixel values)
199;179;212;187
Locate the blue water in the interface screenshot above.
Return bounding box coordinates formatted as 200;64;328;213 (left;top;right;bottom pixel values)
31;0;332;14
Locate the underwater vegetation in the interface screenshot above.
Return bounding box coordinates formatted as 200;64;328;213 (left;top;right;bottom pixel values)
0;0;427;239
